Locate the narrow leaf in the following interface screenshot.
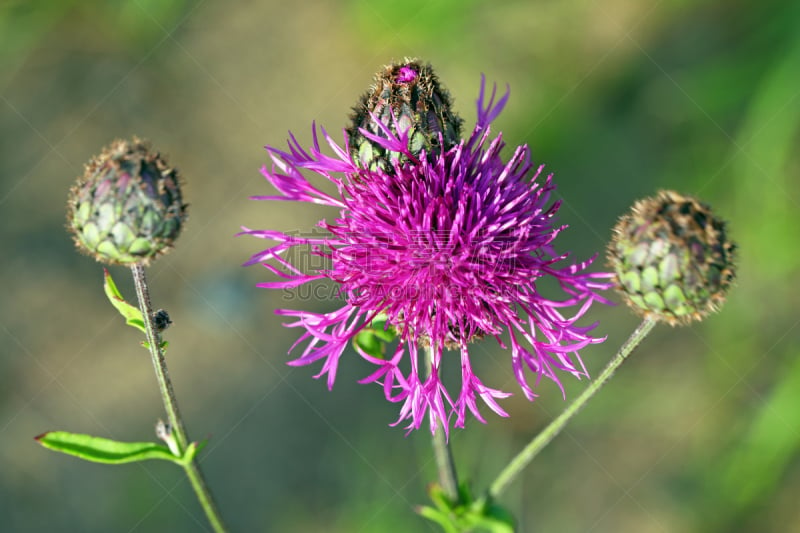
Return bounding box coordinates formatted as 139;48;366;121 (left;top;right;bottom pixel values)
103;268;146;333
416;506;459;533
35;431;179;465
480;503;516;533
180;440;207;466
141;340;168;351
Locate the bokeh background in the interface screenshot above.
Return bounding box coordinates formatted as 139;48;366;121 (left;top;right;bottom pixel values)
2;0;799;531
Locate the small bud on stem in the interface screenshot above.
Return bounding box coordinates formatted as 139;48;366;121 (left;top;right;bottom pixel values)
67;138;188;266
608;190;736;325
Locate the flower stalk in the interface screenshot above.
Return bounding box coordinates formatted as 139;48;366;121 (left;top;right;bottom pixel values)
131;264;228;533
426;344;460;504
483;317;657;502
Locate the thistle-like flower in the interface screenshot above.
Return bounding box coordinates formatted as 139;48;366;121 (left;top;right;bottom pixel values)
608;190;736;325
243;62;612;434
68;138;187;266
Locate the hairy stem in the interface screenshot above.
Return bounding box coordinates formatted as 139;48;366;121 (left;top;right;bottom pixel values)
131;264;228;533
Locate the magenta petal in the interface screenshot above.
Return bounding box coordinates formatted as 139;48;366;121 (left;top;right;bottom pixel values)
244;74;612;434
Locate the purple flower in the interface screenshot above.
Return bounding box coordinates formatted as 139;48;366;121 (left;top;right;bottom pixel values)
242;77;612;435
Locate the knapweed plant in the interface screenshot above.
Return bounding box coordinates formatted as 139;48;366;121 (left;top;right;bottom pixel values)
40;138;227;532
242;60;613;434
40;60;736;533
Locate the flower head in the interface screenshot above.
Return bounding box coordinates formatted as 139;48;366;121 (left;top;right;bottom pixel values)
243;63;612;434
68;138;187;266
608;190;736;325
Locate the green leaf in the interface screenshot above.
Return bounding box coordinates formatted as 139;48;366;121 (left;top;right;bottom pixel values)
428;482;454;511
35;431;179;465
141;340;168;351
103;268;145;333
180;440;207;466
352;312;396;358
478;502;515;533
418;482;516;532
416;505;459;533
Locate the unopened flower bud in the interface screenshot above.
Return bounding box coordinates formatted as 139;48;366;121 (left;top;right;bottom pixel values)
347;59;463;172
67;138;187;266
608;190;736;325
155;419;180;456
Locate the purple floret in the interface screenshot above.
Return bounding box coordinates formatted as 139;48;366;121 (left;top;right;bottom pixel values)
242;77;613;435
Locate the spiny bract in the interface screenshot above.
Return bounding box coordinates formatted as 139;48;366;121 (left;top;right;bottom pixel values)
347;59;463;173
608;190;736;325
68;138;187;266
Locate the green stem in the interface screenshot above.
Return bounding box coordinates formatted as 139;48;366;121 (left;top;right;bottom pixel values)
131;264;228;533
484;317;657;502
426;344;460;503
183;462;227;533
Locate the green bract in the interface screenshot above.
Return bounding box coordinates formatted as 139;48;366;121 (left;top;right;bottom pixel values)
608;190;736;325
347;59;463;172
67;138;187;266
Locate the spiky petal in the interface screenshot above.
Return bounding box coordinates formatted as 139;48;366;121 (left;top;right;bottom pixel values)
244;76;612;434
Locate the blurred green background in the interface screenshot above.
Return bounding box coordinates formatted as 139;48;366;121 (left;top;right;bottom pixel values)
2;0;799;531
